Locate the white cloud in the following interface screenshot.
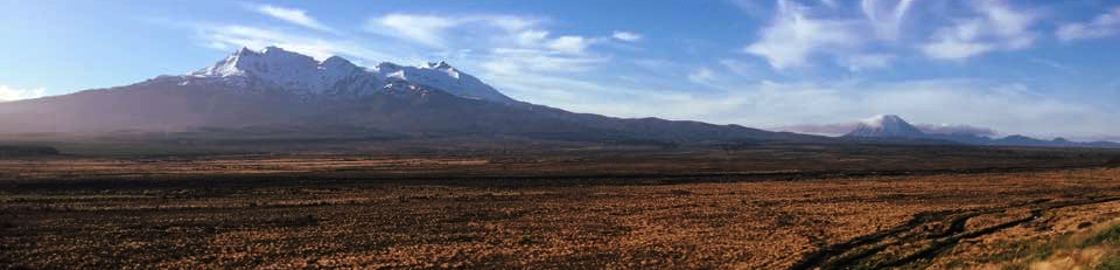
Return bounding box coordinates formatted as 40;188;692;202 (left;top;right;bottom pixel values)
515;30;550;47
776;122;998;137
483;16;538;32
612;31;642;42
365;14;545;49
841;53;895;72
480;48;606;75
687;67;718;85
547;36;590;54
719;59;761;78
370;14;460;48
364;13;610;58
980;1;1033;38
1057;7;1120;41
743;0;861;69
921;31;995;61
355;13;622;105
920;0;1037;61
196;24;398;63
860;0;918;41
915;124;997;136
773;122;859;136
0;85;46;102
740;0;1038;68
252;4;334;32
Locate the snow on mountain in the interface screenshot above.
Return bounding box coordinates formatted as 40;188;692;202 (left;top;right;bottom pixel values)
191;47;370;96
375;62;514;103
188;46;514;103
845;114;926;138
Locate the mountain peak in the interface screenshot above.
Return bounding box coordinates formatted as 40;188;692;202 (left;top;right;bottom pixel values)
860;114;905;128
235;46;256;56
428;61;454;70
190;47;365;95
322;56;358;70
846;114;926;138
186;46;514;103
261;45;284;52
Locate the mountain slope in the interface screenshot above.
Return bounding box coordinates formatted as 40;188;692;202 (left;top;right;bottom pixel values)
844;115;926;138
0;47;826;145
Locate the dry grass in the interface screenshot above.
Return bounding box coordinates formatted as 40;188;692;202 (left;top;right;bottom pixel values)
3;155;1119;269
0;157;491;179
924;201;1120;270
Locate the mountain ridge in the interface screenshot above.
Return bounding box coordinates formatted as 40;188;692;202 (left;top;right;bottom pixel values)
0;46;829;146
1;47;1113;150
840;114;1120;149
177;46;515;103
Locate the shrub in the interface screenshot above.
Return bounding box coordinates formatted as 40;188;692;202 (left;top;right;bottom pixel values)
0;145;60;158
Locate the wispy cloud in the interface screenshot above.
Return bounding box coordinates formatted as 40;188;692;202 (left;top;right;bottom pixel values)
1057;7;1120;41
357;13;630;104
365;14;541;49
718;59;762;78
860;0;918;41
368;14;461;48
547;36;591;54
743;0;861;69
0;84;45;102
738;0;917;71
195;24;398;63
735;0;1049;70
1029;58;1079;74
773;122;859;136
612;31;642;42
920;0;1038;61
687;67;718;85
480;48;606;74
915;124;997;136
840;53;895;72
251;4;334;33
775;121;998;137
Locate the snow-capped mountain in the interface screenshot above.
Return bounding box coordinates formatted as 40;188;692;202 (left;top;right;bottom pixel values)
185;46;514;103
838;115;1120;148
189;47;374;97
844;115;926;138
0;46;827;146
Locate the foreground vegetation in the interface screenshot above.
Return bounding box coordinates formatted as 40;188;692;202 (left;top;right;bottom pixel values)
2;150;1119;269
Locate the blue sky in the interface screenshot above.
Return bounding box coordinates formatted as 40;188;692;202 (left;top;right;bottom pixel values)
1;0;1119;140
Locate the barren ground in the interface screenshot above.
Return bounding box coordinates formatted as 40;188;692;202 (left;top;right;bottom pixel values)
3;147;1120;269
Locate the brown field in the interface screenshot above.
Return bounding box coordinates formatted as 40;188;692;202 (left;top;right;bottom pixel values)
3;146;1120;269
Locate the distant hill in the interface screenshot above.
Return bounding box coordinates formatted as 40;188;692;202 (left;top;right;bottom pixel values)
0;145;60;157
840;115;1120;149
